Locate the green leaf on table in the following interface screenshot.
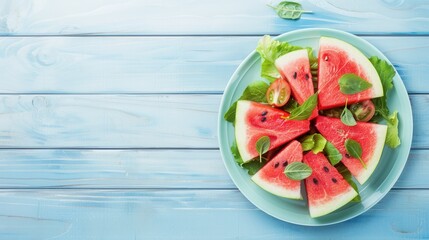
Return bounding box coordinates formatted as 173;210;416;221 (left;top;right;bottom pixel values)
224;81;269;123
255;136;270;162
324;141;342;166
286;92;318;120
268;1;312;20
386;111;400;148
339;73;372;95
345;139;366;169
336;163;361;202
284;162;312;180
340;101;357;126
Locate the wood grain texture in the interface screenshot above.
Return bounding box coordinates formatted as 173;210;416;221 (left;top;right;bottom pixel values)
0;36;427;93
0;0;428;35
0;94;424;148
0;149;424;189
0;189;426;239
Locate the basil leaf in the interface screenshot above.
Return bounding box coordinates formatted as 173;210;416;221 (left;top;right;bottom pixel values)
344;139;367;169
268;1;312;20
224;81;269;123
312;134;327;154
339;73;372;94
256;136;270;162
386;111;400;148
324;141;342;166
336;163;361;202
288;92;318;120
284;162;312;180
340;104;357;126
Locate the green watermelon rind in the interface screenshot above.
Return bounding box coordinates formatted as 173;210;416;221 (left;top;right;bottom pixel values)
251;173;303;200
354;124;387;184
309;186;358;218
235;100;254;163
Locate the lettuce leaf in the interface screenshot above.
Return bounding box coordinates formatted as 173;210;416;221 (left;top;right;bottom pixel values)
256;35;315;82
386;111;400;148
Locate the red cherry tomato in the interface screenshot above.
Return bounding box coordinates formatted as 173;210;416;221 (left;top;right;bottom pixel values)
349;100;376;122
266;78;291;107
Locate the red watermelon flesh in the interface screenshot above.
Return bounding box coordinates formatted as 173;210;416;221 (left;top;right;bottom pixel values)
318;37;383;110
304;152;358;218
275;49;318;119
252;140;303;199
315;116;387;184
235;100;310;163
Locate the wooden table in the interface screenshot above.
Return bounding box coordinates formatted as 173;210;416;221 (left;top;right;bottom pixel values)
0;0;427;238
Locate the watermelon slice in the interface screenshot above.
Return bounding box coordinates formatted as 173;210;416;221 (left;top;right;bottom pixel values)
315;116;387;184
275;49;318;119
318;37;383;110
251;140;303;199
304;152;358;218
235;100;310;163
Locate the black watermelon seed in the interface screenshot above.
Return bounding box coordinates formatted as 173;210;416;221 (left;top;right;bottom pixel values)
261;111;268;116
332;178;338;183
345;153;351;158
283;161;288;167
305;74;309;80
274;162;280;168
293;72;297;79
323;166;329;173
261;117;267;122
313;178;319;185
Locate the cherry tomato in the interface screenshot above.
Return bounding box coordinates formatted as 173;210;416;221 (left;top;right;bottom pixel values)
266;78;291;107
349;100;376;122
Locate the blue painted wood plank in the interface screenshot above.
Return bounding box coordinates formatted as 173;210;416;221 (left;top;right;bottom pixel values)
0;36;426;94
0;149;423;189
0;189;426;239
0;0;428;35
0;94;424;148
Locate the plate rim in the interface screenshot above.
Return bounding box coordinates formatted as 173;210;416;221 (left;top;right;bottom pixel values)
217;28;413;226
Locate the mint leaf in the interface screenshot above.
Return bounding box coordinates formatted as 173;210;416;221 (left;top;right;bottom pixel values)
345;139;366;169
386;111;400;148
224;81;269;123
336;163;361;202
255;136;270;162
324;141;342;166
369;56;395;122
268;1;312;20
284;162;312;180
339;73;372;94
256;35;305;81
341;102;357;126
287;92;318;120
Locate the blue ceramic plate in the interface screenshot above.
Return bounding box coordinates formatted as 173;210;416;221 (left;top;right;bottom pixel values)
218;28;413;226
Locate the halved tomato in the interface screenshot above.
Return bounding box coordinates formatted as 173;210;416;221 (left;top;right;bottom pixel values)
266;78;291;107
349;100;376;122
